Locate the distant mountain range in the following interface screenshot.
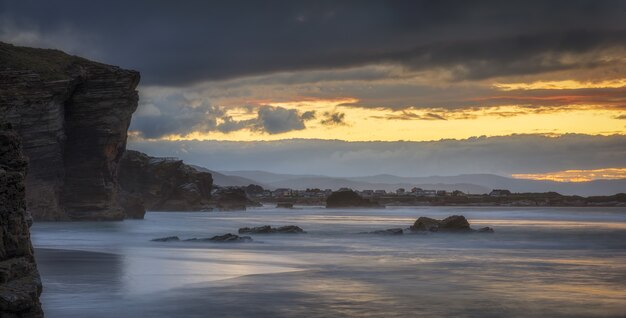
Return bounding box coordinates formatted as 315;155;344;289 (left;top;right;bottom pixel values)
200;169;625;197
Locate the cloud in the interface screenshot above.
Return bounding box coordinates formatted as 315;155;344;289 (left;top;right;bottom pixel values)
377;111;447;121
320;112;347;126
128;134;626;177
256;106;311;134
129;93;317;138
1;0;625;85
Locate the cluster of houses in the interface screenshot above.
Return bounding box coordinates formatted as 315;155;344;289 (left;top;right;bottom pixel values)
247;185;513;200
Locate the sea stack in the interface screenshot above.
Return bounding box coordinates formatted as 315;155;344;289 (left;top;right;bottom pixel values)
0;125;43;317
1;42;140;221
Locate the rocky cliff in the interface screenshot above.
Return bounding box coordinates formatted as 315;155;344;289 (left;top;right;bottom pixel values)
0;125;43;317
119;150;214;211
1;42;140;221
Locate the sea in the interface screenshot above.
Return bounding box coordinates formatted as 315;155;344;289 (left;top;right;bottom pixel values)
31;206;626;317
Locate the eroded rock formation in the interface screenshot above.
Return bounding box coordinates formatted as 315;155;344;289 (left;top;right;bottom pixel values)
409;215;494;233
1;42;140;221
326;189;382;208
0;125;43;317
119;150;213;211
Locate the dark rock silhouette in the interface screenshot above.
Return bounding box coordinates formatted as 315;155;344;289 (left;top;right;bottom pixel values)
363;228;404;235
477;227;495;233
1;42;140;221
183;234;253;243
325;190;382;208
212;186;261;211
119;150;213;212
0;125;43;317
238;225;306;234
410;215;492;233
276;202;294;208
151;236;181;242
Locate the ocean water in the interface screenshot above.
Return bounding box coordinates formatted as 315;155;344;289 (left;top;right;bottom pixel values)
31;206;626;317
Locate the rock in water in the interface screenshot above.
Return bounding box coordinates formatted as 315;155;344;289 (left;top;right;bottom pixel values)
238;225;306;234
239;225;274;234
325;190;382;208
151;236;180;242
366;228;404;235
276;202;294;208
439;215;471;231
1;42;140;221
411;217;441;232
212;186;261;211
118;150;213;211
410;215;486;233
275;225;306;234
477;227;495;233
0;125;43;317
208;234;253;243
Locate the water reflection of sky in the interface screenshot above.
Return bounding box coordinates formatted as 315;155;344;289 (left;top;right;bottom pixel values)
32;206;626;317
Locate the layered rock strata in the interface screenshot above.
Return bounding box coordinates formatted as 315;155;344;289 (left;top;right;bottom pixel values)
1;42;140;220
119;150;213;211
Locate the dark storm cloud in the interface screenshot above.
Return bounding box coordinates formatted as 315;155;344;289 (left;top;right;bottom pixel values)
130;96;315;138
1;0;624;85
256;106;311;134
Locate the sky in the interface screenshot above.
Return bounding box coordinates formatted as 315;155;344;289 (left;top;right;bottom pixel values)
1;0;625;179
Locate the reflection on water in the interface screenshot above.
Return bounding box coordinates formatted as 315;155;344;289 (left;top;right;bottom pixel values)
32;206;626;317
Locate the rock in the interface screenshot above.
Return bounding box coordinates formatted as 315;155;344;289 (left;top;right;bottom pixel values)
477;227;495;233
325;190;382;208
274;225;306;234
410;215;486;233
238;225;306;234
439;215;471;231
276;202;294;208
208;234;253;243
366;228;404;235
1;42;140;221
212;186;261;211
239;225;273;234
411;217;440;232
118;150;213;211
151;236;180;242
118;192;146;219
0;126;43;317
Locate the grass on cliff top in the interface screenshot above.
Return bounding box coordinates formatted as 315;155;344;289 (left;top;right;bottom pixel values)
0;41;90;81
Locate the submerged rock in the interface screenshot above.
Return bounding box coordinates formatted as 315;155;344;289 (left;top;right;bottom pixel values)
477;227;495;233
151;236;180;242
364;228;404;235
410;215;490;233
207;233;253;243
238;225;306;234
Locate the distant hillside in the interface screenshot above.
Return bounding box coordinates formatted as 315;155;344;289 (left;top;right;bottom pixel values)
221;170;626;196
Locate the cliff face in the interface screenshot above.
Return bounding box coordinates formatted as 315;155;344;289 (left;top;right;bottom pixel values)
0;126;43;317
0;42;140;221
119;150;214;211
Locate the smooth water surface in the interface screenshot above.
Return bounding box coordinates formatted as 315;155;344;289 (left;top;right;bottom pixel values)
31;206;626;317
